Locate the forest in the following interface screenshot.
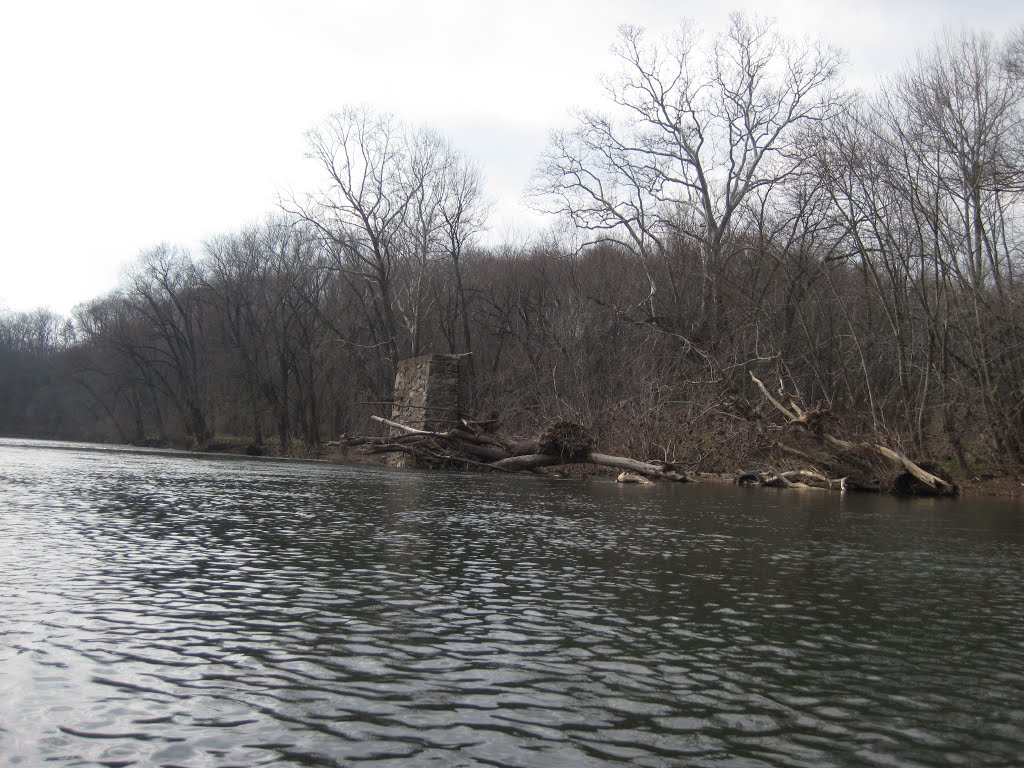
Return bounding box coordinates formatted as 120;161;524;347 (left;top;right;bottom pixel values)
2;16;1022;485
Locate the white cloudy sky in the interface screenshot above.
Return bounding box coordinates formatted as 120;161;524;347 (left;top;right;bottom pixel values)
0;0;1017;314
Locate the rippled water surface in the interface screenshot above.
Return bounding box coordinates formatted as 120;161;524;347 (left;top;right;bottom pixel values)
2;438;1023;767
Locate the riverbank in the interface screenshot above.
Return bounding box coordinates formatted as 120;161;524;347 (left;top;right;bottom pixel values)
319;445;1024;499
6;433;1022;499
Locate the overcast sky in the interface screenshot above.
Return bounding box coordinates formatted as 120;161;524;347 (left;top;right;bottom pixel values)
0;0;1017;315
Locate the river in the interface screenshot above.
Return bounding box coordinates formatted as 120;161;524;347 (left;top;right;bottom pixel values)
1;438;1022;767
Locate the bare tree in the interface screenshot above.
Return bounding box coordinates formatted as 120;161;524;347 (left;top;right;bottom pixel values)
289;107;415;369
204;218;325;451
289;108;490;393
531;13;846;327
122;245;213;445
427;136;491;396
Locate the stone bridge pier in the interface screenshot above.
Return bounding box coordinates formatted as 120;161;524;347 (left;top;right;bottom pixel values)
387;354;468;467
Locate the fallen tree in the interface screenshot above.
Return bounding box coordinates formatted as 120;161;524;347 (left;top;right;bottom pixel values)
746;373;958;496
343;416;692;482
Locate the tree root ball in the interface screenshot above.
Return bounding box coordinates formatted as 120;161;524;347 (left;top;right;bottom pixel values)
538;420;596;460
891;462;957;496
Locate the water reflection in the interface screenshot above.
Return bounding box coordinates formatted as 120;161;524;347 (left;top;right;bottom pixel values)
1;438;1023;766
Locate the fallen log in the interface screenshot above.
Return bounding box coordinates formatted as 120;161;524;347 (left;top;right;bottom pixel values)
782;469;845;491
749;372;957;496
588;453;691;481
736;469;844;491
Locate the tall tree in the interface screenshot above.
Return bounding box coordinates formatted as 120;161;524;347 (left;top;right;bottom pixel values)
532;13;845;328
290;107;416;370
122;245;213;445
290;107;489;390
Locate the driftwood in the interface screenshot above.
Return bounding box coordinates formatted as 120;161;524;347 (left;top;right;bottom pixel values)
617;472;654;484
344;415;691;482
737;469;846;491
749;373;957;496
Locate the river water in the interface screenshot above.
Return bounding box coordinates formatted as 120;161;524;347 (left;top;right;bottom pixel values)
1;438;1022;767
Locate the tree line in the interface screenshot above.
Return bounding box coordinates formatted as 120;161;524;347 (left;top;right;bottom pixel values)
2;15;1022;477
